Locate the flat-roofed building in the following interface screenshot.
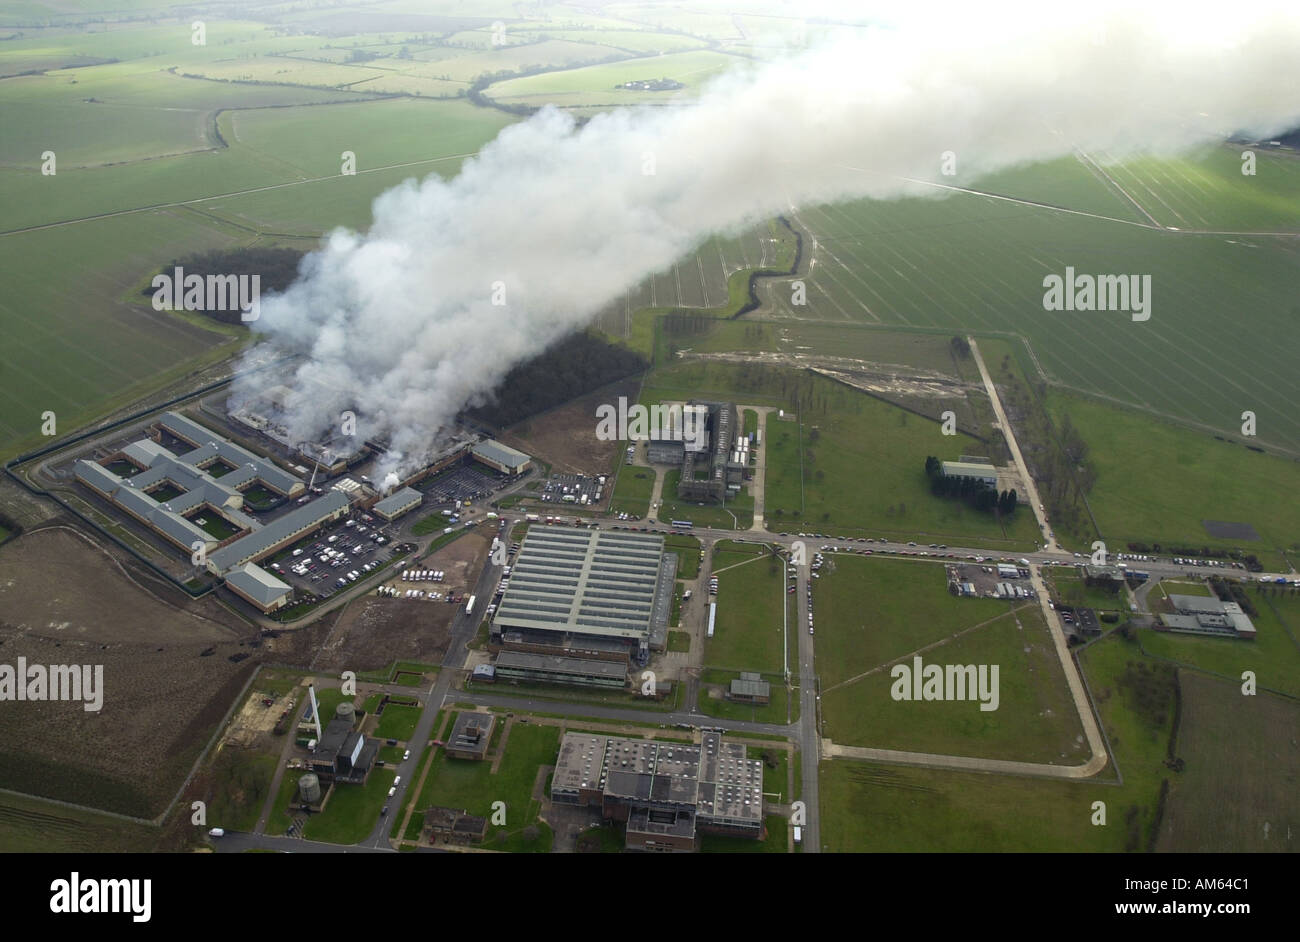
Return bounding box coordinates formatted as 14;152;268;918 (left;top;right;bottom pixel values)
489;526;676;657
728;672;771;705
1161;594;1256;639
372;486;422;521
941;460;997;487
422;807;488;845
445;712;496;760
470;439;531;475
551;730;764;852
493;650;627;689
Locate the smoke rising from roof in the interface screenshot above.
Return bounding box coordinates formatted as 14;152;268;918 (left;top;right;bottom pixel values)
233;2;1300;480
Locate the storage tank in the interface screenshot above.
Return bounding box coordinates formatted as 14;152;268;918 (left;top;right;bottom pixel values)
298;772;322;804
335;701;356;723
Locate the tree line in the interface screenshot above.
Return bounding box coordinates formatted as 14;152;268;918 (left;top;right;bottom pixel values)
924;456;1018;515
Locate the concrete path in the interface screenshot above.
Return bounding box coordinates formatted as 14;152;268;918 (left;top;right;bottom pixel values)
967;336;1057;552
821;740;1109;779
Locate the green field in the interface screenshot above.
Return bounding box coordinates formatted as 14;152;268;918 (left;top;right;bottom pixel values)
375;704;423;741
820;630;1177;851
302;767;395;845
0;791;158;853
814;555;1012;689
704;541;786;672
657;469;755;530
821;604;1087;763
697;668;793;725
762;373;1039;547
1156;672;1299;853
1046;391;1300;569
663;532;702;578
1047;569;1129;612
608;463;655;517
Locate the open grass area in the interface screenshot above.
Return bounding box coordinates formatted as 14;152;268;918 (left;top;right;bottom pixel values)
813;555;1010;689
763;374;1039;548
657;469;755;530
302;767;395;845
704;541;786;673
663;532;701;578
488;49;747;109
1046;391;1300;570
1156;672;1299;852
0;791;158;853
667;630;691;653
411;719;559;851
375;704;423;742
608;463;655;517
820;605;1088;763
206;749;278;834
820;630;1178;851
1046;569;1129;612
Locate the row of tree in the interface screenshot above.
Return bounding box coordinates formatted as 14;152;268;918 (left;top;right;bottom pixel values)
923;456;1018;514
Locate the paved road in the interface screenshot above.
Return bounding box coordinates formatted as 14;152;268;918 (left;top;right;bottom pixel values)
968;335;1057;552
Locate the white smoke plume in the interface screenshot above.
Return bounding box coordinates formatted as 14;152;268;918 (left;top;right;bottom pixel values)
235;0;1300;480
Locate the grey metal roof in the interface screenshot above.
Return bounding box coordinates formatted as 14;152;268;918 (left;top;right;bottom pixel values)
492;527;668;641
208;489;350;572
158;411;302;496
494;650;628;681
471;439;531;470
225;563;291;607
373;486;422;517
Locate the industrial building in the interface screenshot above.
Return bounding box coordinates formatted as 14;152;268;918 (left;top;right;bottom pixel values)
727;672;771;705
445;712;496;760
493;650;628;689
941;459;998;487
422;807;488;845
470;439;532;475
306;707;378;784
550;731;765;852
673;401;744;503
489;526;676;662
1160;594;1256;639
223;562;292;612
372;486;423;521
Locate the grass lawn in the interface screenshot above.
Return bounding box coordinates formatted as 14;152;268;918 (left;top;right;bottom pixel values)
663;533;702;578
1156;673;1300;852
375;704;423;742
1047;570;1129;611
763;375;1040;548
698;669;795;725
303;768;396;845
820;630;1177;851
1047;391;1300;570
609;464;655;517
667;631;691;653
748;745;791;800
820;605;1088;763
412;720;559;850
308;686;353;727
705;542;786;673
193;513;241;539
813;555;1010;688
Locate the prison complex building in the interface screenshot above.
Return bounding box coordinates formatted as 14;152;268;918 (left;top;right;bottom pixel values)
206;489;350;575
551;731;765;852
224;562;292;612
470;439;532;475
488;526;676;662
371;486;423;521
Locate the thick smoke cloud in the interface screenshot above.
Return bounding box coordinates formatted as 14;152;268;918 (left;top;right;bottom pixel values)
235;1;1300;479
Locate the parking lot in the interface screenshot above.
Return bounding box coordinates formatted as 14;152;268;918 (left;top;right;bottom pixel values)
419;465;500;504
539;472;604;508
946;562;1034;600
267;514;399;599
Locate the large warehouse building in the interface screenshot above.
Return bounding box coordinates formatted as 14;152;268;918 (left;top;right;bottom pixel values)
489;526;676;664
550;731;766;852
470;439;532;475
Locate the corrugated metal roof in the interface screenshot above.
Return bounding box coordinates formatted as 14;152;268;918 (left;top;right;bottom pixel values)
471;439;531;469
225;563;291;606
209;489;349;572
